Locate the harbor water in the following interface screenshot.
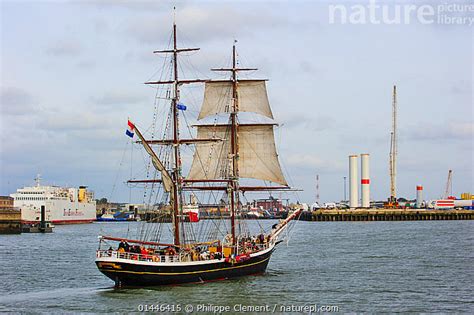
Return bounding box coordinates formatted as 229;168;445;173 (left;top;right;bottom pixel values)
1;220;473;313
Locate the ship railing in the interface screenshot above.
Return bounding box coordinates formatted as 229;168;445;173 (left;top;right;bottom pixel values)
236;241;271;255
97;242;272;262
96;250;181;263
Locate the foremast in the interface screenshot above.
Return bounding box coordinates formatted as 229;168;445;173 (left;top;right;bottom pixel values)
171;23;182;247
144;21;203;246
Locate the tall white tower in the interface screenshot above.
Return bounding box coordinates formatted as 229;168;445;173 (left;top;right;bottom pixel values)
416;186;423;208
361;154;370;208
349;155;358;208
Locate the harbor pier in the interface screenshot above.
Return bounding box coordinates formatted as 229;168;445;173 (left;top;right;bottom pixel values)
0;196;21;234
0;208;21;234
307;209;474;222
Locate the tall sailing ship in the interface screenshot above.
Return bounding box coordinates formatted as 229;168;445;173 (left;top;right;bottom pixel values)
95;20;301;286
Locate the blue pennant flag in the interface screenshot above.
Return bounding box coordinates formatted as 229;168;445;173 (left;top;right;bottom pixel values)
177;103;187;111
125;129;134;138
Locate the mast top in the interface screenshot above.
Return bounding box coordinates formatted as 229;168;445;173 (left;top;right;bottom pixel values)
146;19;203;85
173;6;176;25
211;41;258;73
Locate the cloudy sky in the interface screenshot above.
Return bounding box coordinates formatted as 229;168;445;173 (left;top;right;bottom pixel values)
1;0;472;204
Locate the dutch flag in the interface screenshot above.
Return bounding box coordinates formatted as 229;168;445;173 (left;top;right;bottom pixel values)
126;119;135;138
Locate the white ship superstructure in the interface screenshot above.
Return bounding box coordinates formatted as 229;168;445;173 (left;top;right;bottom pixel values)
10;177;96;224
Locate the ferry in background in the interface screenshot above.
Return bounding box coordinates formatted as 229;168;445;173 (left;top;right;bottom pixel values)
10;175;96;224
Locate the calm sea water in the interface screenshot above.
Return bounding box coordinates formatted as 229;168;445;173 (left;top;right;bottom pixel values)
0;220;473;313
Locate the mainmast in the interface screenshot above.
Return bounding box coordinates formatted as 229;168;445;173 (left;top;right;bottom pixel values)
212;42;257;250
229;44;239;249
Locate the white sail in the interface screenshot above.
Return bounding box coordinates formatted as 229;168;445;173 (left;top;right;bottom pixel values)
239;124;287;185
197;81;274;120
187;124;287;186
187;125;231;180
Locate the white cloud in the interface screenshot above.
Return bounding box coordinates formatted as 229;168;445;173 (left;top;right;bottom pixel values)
0;87;36;116
124;5;287;45
83;0;163;12
46;39;82;56
36;108;113;131
286;154;344;171
408;122;474;141
281;114;337;132
451;80;471;95
91;91;146;106
76;60;96;69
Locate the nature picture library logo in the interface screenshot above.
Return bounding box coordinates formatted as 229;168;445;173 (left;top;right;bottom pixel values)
328;0;474;26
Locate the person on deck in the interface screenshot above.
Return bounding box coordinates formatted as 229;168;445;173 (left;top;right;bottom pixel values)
118;240;125;250
140;246;149;260
165;246;176;256
192;250;199;261
200;251;209;260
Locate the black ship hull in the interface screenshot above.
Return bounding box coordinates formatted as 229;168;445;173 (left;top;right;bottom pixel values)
96;248;274;286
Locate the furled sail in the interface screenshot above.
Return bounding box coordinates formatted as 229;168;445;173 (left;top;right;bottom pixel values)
197;81;274;120
187;124;287;186
133;125;174;192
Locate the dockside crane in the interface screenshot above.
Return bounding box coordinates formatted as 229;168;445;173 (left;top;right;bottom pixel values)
444;170;453;199
316;174;320;206
387;85;398;208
